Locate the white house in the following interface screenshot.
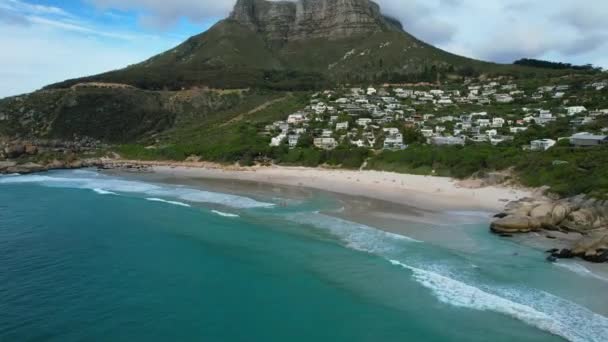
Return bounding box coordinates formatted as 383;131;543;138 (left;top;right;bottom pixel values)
477;119;491;127
431;136;466;146
495;94;514;103
567;106;587;116
288;134;300;148
420;129;434;138
492;117;505;128
383;127;400;135
367;87;377;96
287;113;306;124
314;137;338;150
510;127;528;134
530;139;556;151
314;102;327;114
357;118;372;126
437;98;453;105
270;133;287;147
383;133;405;150
336;122;349;130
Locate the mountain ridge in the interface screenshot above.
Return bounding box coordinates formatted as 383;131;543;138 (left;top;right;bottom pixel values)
229;0;403;43
44;0;505;91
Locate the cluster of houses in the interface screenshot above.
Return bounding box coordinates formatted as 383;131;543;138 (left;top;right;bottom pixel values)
265;78;608;152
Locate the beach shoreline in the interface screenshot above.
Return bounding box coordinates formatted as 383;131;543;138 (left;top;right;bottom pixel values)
101;159;539;213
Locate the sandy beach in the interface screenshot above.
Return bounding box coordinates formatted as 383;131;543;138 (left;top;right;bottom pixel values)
102;160;538;213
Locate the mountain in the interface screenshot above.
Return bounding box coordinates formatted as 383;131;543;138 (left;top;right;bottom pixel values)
46;0;502;91
0;0;583;145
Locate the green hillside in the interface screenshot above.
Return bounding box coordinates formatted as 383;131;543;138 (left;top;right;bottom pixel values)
44;20;564;92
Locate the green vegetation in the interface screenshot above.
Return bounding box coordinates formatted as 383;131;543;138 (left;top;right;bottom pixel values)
44;19;585;92
368;144;608;198
514;58;602;72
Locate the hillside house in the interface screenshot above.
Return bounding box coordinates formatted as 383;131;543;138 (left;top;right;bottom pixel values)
567;106;587;116
288;134;300;148
313;138;337;150
383;133;405;150
336;122;349;131
431;136;466;146
530;139;556;151
569;133;608;147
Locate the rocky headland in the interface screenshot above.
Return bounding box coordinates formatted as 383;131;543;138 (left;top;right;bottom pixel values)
491;196;608;263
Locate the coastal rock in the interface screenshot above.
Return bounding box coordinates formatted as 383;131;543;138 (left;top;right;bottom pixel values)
529;202;556;227
562;208;598;232
551;203;572;225
492;195;608;263
8;162;46;174
4;143;26;158
549;230;608;263
490;215;541;233
0;160;17;172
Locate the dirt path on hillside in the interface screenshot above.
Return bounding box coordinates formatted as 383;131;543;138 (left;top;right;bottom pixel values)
221;94;292;126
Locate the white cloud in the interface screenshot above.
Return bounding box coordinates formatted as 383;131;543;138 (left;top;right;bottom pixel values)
0;0;180;98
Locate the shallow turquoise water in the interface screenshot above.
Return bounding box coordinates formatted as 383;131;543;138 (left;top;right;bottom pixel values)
1;170;607;341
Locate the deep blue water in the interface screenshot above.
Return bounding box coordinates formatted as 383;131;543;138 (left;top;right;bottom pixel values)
1;170;607;341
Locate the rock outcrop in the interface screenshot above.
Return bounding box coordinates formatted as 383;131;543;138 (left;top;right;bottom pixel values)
230;0;402;43
492;196;608;263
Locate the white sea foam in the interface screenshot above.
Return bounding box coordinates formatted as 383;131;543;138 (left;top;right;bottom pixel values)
287;212;420;253
555;262;608;283
389;259;608;342
211;210;240;218
293;209;608;342
93;188;117;195
0;171;274;209
146;198;191;207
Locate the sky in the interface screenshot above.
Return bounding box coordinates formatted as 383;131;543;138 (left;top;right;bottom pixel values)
0;0;606;98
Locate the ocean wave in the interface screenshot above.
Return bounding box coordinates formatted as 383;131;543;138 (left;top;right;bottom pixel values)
286;212;420;253
93;188;118;195
211;210;240;218
389;259;608;342
146;198;191;207
555;262;608;283
0;171;274;209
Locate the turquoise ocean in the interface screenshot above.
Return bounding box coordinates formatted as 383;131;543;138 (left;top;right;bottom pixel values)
1;170;608;341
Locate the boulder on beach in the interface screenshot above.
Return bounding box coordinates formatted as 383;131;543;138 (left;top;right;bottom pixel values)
490;215;542;233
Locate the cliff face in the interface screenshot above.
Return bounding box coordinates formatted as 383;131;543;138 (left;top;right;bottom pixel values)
230;0;402;42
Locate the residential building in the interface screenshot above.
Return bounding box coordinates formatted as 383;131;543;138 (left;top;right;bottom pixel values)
569;133;608;147
314;137;338;150
288;134;300;148
530;139;556;151
336;122;349;131
383;133;405;150
431;136;466;146
567;106;587;116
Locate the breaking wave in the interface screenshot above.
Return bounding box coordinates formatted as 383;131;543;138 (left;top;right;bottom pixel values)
146;198;191;207
287;211;608;342
0;171;274;209
93;188;117;195
286;212;420;253
388;259;608;342
555;262;608;283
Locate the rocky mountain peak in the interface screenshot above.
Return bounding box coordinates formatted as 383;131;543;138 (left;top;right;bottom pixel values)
229;0;402;42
